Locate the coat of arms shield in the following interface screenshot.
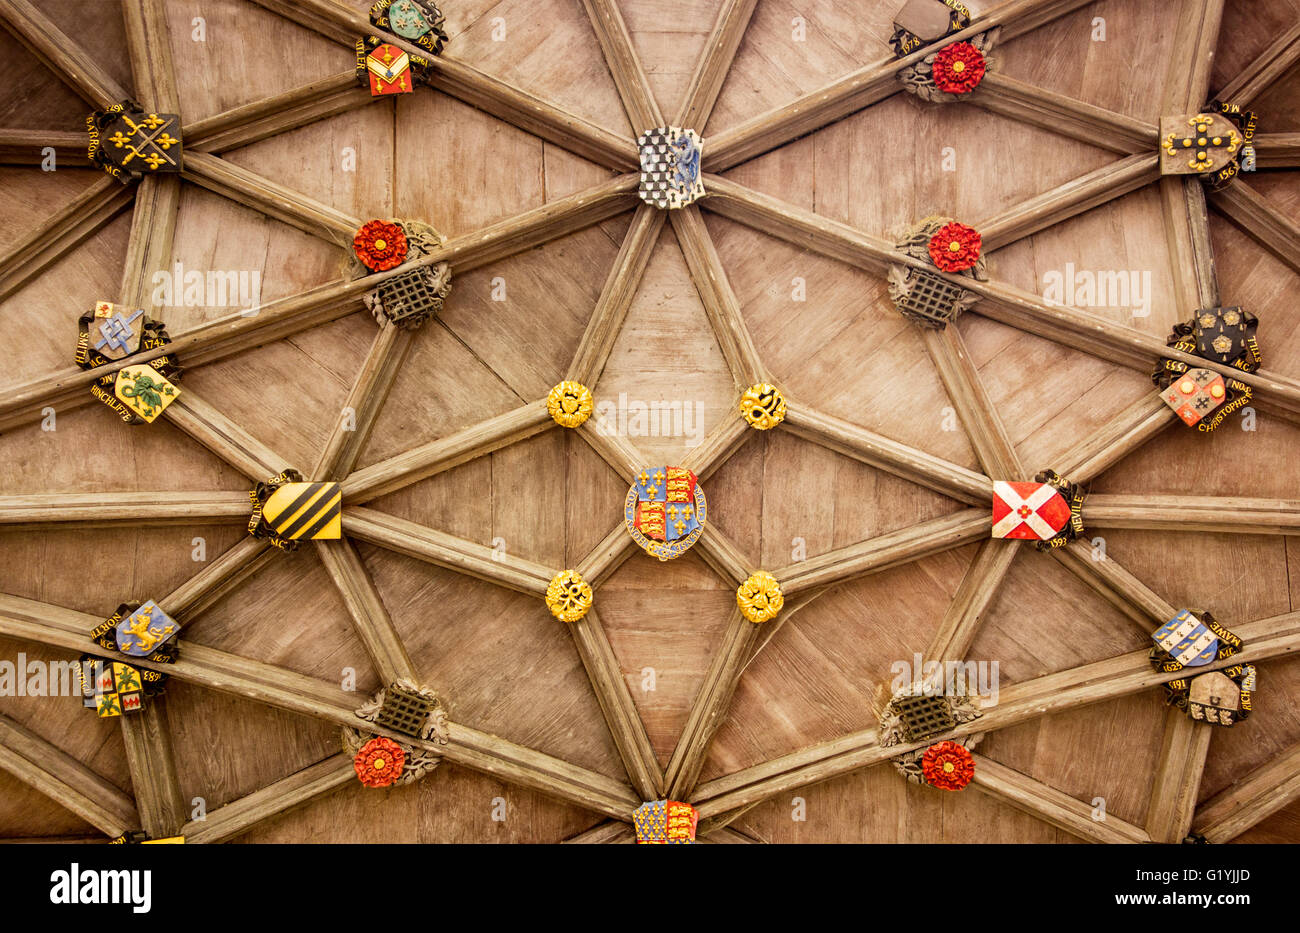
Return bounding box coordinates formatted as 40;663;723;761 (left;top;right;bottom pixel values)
1160;113;1242;176
84;302;145;360
79;658;145;718
624;466;706;559
637;127;704;210
114;365;180;422
1192;306;1258;366
1161;368;1226;426
1153;610;1219;667
1187;671;1242;725
114;600;180;658
87;103;183;181
991;480;1072;541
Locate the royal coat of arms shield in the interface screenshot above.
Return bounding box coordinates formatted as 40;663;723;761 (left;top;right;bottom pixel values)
991;481;1072;541
1152;610;1219;667
624;466;706;560
633;799;698;844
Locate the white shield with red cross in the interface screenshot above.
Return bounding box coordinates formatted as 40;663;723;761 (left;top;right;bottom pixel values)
991;481;1072;541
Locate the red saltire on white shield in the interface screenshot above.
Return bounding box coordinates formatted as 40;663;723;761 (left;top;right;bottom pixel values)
991;481;1072;540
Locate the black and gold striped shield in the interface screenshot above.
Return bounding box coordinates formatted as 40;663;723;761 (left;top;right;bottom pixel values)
261;482;342;540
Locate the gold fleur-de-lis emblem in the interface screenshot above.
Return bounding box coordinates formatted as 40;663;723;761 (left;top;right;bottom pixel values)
109;131;130;147
142;113;165;129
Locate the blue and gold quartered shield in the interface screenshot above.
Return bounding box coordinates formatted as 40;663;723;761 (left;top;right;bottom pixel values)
624;466;706;560
1153;610;1219;667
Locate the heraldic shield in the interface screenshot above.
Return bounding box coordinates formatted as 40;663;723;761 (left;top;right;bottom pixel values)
890;0;970;56
114;600;179;659
633;800;699;844
1160;112;1241;176
87;103;182;181
261;482;342;541
79;657;146;718
637;127;704;210
1188;670;1242;724
1153;610;1219;667
1161;368;1226;426
625;466;706;560
991;480;1071;541
385;0;439;39
85;302;145;360
1193;306;1258;365
363;42;418;95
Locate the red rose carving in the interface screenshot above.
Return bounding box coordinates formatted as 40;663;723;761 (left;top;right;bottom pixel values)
932;42;986;94
353;220;409;272
928;221;982;272
921;740;974;791
354;736;406;787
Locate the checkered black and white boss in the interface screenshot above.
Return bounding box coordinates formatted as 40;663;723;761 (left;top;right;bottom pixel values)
637;126;704;210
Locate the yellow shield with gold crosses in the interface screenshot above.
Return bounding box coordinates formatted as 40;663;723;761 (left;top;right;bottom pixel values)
262;482;342;540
